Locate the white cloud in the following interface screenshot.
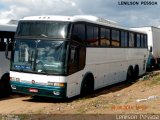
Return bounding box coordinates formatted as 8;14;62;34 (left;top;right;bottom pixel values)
0;0;82;19
0;0;160;27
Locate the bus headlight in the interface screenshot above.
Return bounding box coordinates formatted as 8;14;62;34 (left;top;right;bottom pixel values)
48;82;65;87
53;91;60;95
10;77;20;82
16;78;20;82
11;85;16;89
10;77;15;81
48;82;54;86
54;83;65;87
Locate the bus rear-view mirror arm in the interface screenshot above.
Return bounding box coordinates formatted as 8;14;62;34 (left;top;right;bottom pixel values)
5;44;11;60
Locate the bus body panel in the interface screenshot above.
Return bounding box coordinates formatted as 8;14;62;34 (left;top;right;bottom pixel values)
67;47;148;95
63;47;148;98
10;71;68;98
0;52;10;78
85;48;147;89
10;71;87;98
10;47;148;98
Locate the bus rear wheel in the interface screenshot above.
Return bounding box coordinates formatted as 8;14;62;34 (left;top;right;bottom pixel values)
133;65;139;80
80;74;94;97
126;66;134;82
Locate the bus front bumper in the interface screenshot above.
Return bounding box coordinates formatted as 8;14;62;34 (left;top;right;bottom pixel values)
10;81;67;99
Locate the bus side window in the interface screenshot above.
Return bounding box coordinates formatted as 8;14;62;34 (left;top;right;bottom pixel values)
121;31;128;47
129;32;135;47
144;35;147;48
136;34;141;47
140;34;144;48
100;27;110;46
86;25;99;46
71;23;85;42
111;29;120;47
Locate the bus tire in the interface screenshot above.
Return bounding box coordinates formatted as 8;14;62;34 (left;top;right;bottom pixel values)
133;65;139;80
0;73;11;97
126;66;134;82
80;73;94;97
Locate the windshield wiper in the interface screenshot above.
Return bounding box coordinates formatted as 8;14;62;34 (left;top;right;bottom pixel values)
40;34;48;38
36;61;48;74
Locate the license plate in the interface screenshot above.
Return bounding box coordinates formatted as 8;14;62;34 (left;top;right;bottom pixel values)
29;88;38;93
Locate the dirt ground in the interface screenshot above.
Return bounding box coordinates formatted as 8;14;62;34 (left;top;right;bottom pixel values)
0;71;160;116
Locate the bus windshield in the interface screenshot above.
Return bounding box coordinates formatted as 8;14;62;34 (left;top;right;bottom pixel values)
11;39;67;75
16;21;69;38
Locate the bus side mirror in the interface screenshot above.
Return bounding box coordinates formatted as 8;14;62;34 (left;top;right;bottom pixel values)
149;46;152;52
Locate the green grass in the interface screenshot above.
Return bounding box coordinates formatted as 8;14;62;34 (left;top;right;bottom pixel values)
141;73;160;88
150;75;160;85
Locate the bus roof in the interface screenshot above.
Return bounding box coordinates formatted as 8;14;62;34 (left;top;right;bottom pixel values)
0;24;17;32
21;15;147;34
22;15;118;26
0;19;18;32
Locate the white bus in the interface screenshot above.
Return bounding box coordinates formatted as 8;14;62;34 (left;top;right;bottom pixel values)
9;15;148;99
0;22;17;96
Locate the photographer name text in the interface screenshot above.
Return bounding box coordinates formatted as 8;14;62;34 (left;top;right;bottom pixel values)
116;114;160;120
118;1;158;5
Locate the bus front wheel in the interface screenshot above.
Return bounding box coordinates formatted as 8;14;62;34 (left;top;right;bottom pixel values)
0;73;11;97
80;74;94;97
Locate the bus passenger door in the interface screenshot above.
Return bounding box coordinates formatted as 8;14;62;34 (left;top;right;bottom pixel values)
68;43;86;75
67;42;86;97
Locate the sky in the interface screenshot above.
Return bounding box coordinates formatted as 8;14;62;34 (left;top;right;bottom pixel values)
0;0;160;27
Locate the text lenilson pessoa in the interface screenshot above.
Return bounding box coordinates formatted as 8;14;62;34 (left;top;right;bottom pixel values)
118;1;158;5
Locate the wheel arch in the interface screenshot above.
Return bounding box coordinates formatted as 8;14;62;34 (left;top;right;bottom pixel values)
80;71;95;95
81;72;94;85
126;65;134;81
0;72;9;82
0;72;11;96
